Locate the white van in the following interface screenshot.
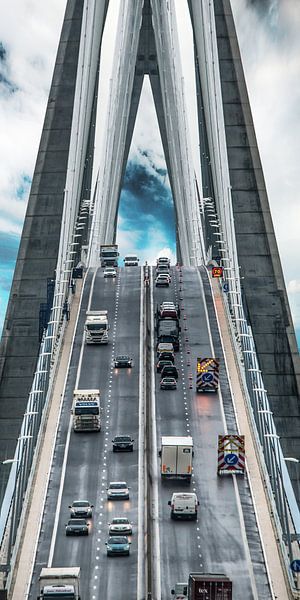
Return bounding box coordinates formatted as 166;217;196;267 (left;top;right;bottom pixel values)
124;254;139;266
168;492;199;520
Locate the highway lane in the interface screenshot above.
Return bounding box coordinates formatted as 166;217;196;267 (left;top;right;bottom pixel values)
28;267;142;600
152;266;272;599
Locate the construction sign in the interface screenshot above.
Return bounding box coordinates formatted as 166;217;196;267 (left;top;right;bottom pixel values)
196;358;219;392
212;266;223;278
218;434;245;475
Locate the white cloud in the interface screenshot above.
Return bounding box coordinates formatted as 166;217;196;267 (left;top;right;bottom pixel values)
0;0;66;235
288;280;300;295
231;0;300;330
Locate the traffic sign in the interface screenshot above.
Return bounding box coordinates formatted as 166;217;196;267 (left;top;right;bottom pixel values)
212;266;223;278
223;282;229;293
218;434;245;475
290;559;300;572
202;372;213;383
224;453;238;466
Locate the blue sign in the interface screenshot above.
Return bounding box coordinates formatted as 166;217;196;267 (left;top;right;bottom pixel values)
202;372;213;383
223;283;229;293
224;453;238;466
290;560;300;572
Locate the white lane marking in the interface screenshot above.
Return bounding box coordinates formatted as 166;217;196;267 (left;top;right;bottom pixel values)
137;268;145;600
196;268;259;599
48;268;98;566
150;269;162;600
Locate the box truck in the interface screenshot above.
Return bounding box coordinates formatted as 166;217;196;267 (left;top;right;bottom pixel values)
38;567;80;599
160;436;193;481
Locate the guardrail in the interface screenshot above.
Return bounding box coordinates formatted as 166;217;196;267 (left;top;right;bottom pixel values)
0;197;91;581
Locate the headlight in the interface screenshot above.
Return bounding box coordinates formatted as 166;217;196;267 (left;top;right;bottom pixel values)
107;545;112;550
125;544;129;550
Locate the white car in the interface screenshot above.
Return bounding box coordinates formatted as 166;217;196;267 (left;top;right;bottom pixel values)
104;267;117;278
107;481;130;500
108;517;133;535
155;274;171;287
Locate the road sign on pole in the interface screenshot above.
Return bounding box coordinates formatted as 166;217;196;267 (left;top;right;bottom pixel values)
290;559;300;572
218;435;245;475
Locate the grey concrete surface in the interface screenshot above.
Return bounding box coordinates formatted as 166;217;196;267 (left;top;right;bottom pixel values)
0;0;86;478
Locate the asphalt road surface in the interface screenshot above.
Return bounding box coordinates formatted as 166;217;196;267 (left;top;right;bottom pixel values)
28;265;271;600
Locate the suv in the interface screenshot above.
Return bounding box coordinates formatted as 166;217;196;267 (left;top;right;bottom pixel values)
168;492;199;520
161;364;179;379
155;274;170;287
104;267;117;278
112;435;134;452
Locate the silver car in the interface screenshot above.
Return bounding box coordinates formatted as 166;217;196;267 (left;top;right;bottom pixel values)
107;481;130;500
108;517;133;535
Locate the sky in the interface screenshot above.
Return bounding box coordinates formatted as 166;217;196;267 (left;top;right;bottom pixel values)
0;0;299;347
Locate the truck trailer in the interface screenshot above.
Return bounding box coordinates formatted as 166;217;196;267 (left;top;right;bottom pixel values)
100;244;119;267
72;389;101;432
171;573;232;600
157;319;180;351
160;436;193;481
85;310;109;344
38;567;80;599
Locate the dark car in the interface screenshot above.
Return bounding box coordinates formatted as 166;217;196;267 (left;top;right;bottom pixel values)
114;355;133;368
69;500;93;518
160;377;177;390
105;536;131;556
156;359;173;373
161;365;179;380
157;351;174;363
112;435;134;452
65;519;89;536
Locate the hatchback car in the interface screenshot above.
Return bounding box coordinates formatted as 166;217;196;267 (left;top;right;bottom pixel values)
105;536;131;556
104;267;117;278
107;482;130;500
155;274;170;287
161;365;179;379
69;500;93;518
108;517;133;535
114;355;133;368
160;377;177;390
65;519;89;536
156;359;173;373
112;435;134;452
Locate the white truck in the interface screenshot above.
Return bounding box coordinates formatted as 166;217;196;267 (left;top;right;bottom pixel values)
38;567;80;599
100;244;119;267
85;310;109;344
124;254;139;266
160;436;193;481
72;389;101;432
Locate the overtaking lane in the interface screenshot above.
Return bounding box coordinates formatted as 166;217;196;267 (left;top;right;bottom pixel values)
29;267;142;600
52;267;142;599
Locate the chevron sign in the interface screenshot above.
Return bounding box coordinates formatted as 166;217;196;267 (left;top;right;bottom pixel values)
218;434;245;475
